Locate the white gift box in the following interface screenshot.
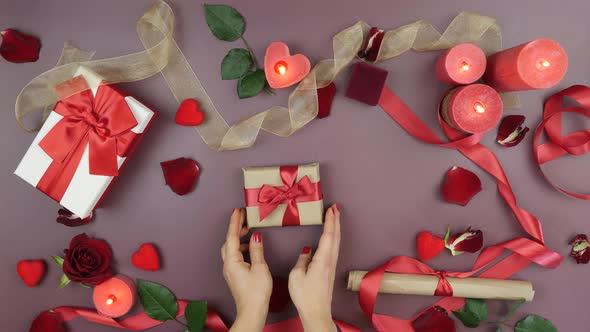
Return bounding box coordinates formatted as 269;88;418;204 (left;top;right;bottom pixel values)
15;67;155;218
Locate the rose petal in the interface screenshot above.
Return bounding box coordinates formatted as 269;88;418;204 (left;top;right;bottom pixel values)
441;167;482;206
317;82;336;119
496;115;529;147
358;27;385;62
56;208;94;227
416;231;445;261
446;227;484;255
160;157;200;196
569;233;590;264
269;276;291;313
412;306;456;332
1;29;41;63
29;311;65;332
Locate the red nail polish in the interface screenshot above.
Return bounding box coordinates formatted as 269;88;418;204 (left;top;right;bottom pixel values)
301;246;311;254
252;232;262;243
333;203;340;212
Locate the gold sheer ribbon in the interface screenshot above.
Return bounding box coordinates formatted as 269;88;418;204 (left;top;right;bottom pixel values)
15;1;511;151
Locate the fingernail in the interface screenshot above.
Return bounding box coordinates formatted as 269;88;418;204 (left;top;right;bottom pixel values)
301;246;311;254
252;232;262;243
333;203;340;212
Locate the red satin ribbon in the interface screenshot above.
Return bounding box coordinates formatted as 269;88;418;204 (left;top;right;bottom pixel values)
534;85;590;199
244;166;323;226
48;301;358;332
354;86;563;332
36;83;138;202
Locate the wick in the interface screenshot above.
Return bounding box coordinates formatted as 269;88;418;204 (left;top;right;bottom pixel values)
537;59;551;70
275;61;288;75
474;101;486;114
106;295;116;305
460;62;470;72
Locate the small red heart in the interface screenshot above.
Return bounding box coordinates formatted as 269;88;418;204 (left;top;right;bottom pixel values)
131;243;161;271
175;99;205;126
16;259;46;287
416;232;445;261
264;42;311;89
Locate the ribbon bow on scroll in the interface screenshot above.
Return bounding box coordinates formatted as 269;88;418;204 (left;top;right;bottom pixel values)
35;77;138;203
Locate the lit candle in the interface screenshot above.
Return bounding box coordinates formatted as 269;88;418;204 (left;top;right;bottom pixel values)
264;42;311;89
435;43;487;86
92;275;136;318
483;39;568;92
440;84;503;134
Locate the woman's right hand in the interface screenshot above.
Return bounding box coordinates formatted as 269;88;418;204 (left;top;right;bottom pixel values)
288;204;341;332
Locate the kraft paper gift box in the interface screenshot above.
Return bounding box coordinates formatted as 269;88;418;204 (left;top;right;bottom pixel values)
243;163;324;228
15;67;156;218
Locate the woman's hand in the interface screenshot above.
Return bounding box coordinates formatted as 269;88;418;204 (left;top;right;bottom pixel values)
289;204;341;332
221;208;272;332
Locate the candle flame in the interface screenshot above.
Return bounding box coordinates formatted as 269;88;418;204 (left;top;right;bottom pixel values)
474;102;486;114
537;59;551;69
460;62;470;72
106;295;116;305
275;62;288;75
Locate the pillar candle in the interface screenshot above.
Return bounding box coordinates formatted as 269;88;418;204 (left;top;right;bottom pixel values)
435;43;487;85
484;38;568;92
440;84;503;134
92;275;136;318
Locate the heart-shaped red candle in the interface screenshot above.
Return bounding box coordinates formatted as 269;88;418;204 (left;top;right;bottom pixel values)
264;42;311;89
16;259;46;287
131;243;161;271
175;98;205;126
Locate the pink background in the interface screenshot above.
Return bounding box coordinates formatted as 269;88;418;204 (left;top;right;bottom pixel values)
1;0;589;330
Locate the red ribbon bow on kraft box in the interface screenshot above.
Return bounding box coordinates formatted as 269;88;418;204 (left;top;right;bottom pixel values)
15;67;156;219
243;164;324;228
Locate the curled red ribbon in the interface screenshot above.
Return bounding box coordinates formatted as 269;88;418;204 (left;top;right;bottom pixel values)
353;86;564;332
245;166;322;226
42;301;358;332
534;85;590;199
36;80;138;202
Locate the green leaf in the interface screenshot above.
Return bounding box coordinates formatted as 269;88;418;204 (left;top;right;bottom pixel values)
137;280;178;321
51;255;64;267
453;310;481;328
203;4;245;41
515;315;557;332
221;48;252;80
237;69;266;99
465;298;488;321
78;283;91;289
504;298;526;321
186;301;208;332
496;327;503;332
58;274;70;288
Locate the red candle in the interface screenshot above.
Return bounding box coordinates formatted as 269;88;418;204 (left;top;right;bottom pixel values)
435;43;487;85
440;84;503;134
484;39;568;92
264;42;311;89
93;275;136;318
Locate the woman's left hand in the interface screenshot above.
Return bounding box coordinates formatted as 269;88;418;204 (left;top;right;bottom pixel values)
221;208;272;332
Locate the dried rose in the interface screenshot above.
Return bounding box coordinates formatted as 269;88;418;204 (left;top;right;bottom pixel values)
358;27;385;62
496;115;529;147
441;167;482;206
29;311;65;332
444;227;483;256
412;306;456;332
56;208;94;227
569;234;590;264
0;29;41;63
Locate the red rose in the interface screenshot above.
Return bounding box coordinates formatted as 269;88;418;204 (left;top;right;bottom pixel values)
29;311;65;332
62;233;113;285
569;234;590;264
412;306;456;332
444;227;484;256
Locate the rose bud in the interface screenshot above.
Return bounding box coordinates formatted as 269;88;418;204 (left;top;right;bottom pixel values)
496;115;529;147
62;233;113;285
56;208;94;227
358;27;385;62
569;234;590;264
444;227;483;256
412;306;456;332
0;29;41;63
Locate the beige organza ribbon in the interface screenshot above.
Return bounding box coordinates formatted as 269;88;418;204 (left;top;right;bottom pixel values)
15;1;513;151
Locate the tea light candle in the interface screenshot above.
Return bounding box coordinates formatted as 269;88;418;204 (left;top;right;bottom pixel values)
264;42;311;89
483;39;568;92
440;84;503;134
435;43;487;85
92;275;136;318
